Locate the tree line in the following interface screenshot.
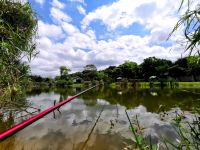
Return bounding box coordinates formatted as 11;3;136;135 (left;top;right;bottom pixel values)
30;56;200;88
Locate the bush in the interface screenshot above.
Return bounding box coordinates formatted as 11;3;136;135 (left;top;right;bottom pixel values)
56;80;68;88
83;81;92;87
0;0;37;100
92;80;99;85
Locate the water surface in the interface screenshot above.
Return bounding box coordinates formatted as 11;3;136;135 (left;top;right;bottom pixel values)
0;86;200;150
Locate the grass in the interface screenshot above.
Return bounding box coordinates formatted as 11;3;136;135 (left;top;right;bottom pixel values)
125;110;159;150
109;82;200;89
125;109;200;150
70;83;84;88
178;82;200;88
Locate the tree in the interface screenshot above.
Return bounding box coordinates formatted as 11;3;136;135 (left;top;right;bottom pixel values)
83;64;97;72
0;1;37;99
104;66;117;81
118;61;138;79
82;64;97;81
56;66;72;87
140;57;172;80
96;71;108;81
187;56;200;80
170;0;200;54
60;66;71;77
169;58;189;78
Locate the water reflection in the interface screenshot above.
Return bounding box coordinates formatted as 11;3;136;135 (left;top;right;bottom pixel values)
0;86;199;150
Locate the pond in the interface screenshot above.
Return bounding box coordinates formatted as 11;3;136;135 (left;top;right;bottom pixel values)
0;86;200;150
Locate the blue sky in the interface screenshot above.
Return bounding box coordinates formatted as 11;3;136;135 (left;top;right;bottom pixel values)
28;0;190;76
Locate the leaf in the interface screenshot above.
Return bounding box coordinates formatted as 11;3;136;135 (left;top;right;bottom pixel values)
178;0;185;11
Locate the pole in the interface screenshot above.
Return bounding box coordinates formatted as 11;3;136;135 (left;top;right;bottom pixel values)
0;85;99;141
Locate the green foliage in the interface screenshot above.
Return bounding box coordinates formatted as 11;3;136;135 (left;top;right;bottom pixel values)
187;56;200;77
140;57;173;80
53;66;73;87
96;71;108;81
104;66;117;81
55;79;73;87
170;0;200;54
92;80;99;85
126;110;200;150
119;61;138;79
169;112;200;149
60;66;71;77
0;0;37;101
169;56;200;79
83;81;92;87
125;111;158;150
82;64;97;81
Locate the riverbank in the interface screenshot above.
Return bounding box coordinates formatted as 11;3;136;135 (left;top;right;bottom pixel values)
109;82;200;89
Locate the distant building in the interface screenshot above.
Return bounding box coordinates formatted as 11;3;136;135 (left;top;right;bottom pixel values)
117;77;122;82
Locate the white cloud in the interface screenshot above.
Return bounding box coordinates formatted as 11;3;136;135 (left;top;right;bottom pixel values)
34;0;45;5
38;20;64;39
77;5;86;15
69;0;85;4
30;30;181;76
81;0;179;32
28;0;190;76
62;22;79;35
51;0;65;9
50;7;72;23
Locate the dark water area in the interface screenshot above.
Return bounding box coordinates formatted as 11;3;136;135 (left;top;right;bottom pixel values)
0;86;200;150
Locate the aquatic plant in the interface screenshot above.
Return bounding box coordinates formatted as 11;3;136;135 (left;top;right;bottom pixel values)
126;109;200;150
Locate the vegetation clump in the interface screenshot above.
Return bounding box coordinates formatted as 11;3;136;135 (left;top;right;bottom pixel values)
0;0;37;101
170;0;200;54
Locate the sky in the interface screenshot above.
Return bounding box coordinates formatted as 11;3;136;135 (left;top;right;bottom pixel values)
27;0;196;77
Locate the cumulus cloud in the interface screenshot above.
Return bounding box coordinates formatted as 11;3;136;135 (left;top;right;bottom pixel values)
68;0;85;4
81;0;179;32
34;0;45;5
29;0;187;76
51;0;65;9
30;30;180;76
50;7;72;23
62;22;79;35
38;20;64;39
77;5;86;15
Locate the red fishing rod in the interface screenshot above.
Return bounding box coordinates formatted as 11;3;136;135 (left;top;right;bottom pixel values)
0;85;99;141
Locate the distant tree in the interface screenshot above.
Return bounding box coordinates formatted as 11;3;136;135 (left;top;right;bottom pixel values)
83;64;97;72
104;66;117;81
112;67;122;80
187;56;200;80
96;71;108;81
140;57;157;80
60;66;71;77
169;58;190;78
70;72;83;83
55;66;72;87
82;64;97;81
30;75;43;82
70;72;83;79
118;61;138;79
156;59;173;77
140;57;172;80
